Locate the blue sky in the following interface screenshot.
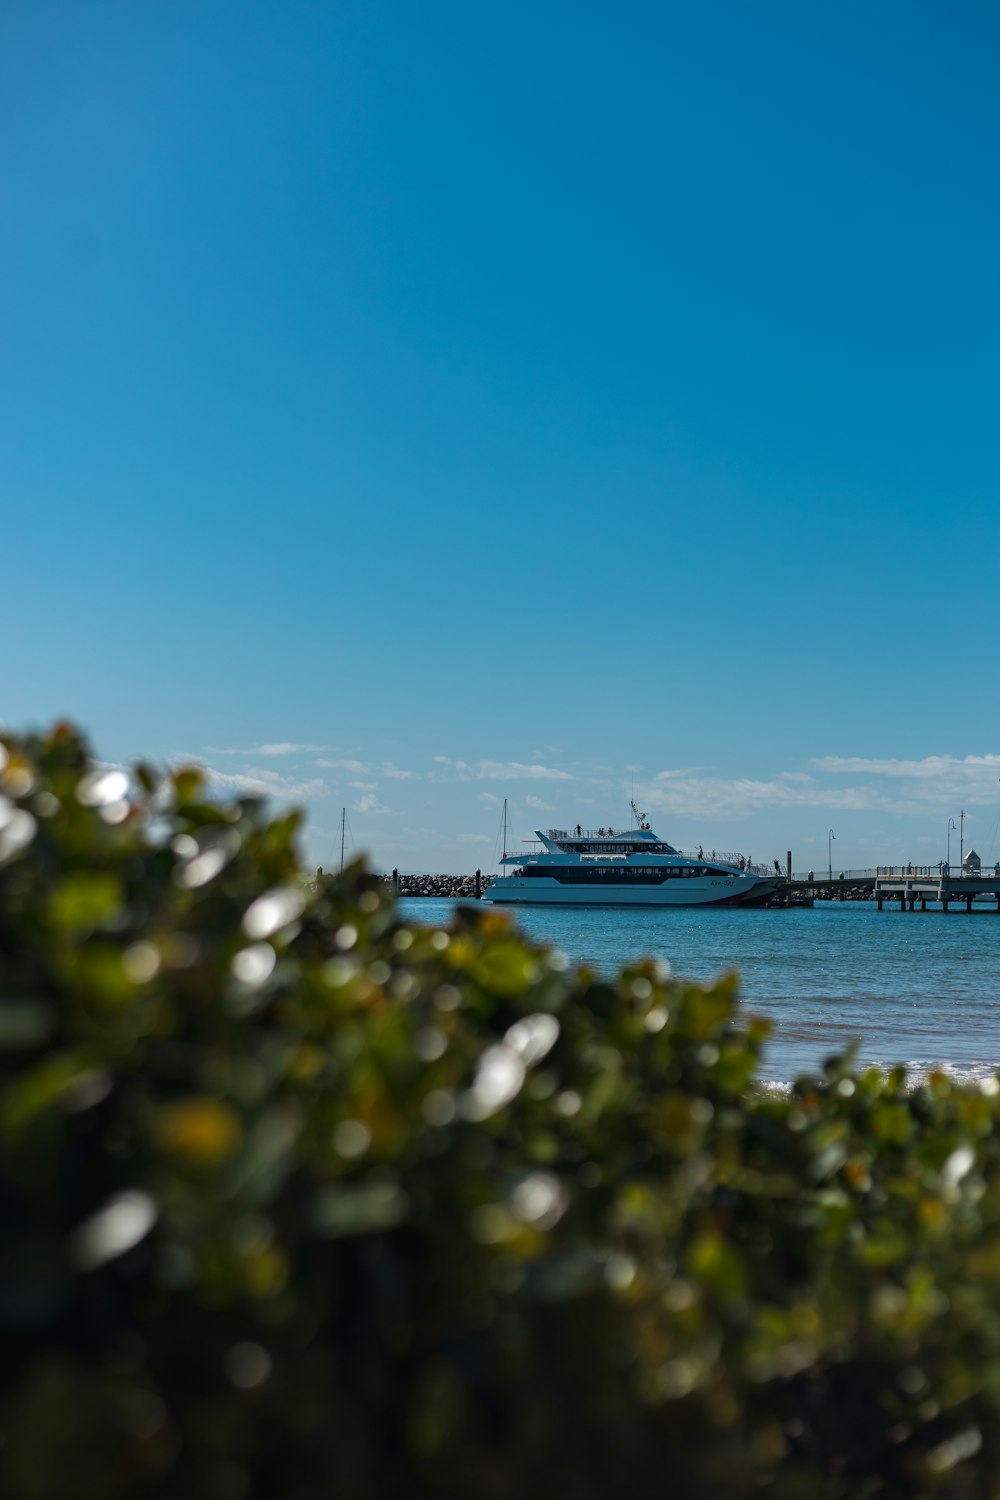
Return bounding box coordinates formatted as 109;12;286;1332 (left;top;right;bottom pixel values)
3;1;999;872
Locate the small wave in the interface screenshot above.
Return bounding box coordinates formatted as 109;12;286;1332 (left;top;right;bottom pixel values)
756;1062;1000;1096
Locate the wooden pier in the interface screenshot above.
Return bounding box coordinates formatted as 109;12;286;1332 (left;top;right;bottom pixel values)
775;862;1000;912
873;871;1000;913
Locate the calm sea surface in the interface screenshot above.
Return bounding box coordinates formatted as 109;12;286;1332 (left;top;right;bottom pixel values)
399;899;1000;1085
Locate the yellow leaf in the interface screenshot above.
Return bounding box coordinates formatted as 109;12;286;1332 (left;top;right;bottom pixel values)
155;1099;241;1165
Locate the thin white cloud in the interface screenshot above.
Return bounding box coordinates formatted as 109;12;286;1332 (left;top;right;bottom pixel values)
204;768;329;800
813;753;1000;779
479;760;573;780
204;742;328;757
641;751;1000;823
318;758;414;780
524;795;555;811
432;756;473;778
809;754;1000;806
354;793;390;815
434;756;573;782
644;774;888;822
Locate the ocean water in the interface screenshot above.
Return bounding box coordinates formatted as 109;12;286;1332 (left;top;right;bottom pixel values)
398;898;1000;1085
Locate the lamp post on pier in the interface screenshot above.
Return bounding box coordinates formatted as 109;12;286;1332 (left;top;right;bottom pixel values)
828;828;835;882
947;817;956;870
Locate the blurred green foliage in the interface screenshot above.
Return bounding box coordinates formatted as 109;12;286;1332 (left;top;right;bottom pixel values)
3;725;1000;1498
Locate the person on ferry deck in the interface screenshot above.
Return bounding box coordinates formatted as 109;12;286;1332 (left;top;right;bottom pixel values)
575;824;582;837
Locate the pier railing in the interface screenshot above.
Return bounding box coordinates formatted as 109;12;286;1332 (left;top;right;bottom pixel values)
791;870;935;876
873;864;1000;879
792;866;1000;882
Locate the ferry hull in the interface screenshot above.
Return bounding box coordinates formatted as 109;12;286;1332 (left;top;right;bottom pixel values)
484;876;784;908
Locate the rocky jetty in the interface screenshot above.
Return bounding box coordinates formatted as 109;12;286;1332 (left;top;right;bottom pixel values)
808;883;873;902
766;882;874;905
377;873;493;899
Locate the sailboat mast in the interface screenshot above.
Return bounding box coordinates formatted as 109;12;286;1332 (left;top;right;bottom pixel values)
340;807;346;874
502;797;507;862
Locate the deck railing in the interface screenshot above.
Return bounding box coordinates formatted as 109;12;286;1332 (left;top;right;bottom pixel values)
544;828;652;841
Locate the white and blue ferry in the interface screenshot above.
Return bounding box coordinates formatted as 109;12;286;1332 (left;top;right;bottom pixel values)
484;804;784;908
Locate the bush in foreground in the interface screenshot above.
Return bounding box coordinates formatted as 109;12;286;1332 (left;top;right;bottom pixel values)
3;724;1000;1499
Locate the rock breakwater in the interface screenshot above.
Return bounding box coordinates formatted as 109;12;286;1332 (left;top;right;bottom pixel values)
378;873;493;899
